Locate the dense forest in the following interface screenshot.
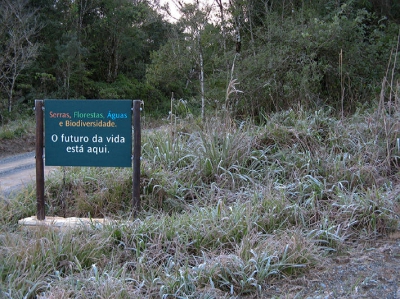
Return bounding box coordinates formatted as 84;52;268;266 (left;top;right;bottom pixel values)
1;0;399;120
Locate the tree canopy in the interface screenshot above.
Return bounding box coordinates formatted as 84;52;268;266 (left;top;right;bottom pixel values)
0;0;399;119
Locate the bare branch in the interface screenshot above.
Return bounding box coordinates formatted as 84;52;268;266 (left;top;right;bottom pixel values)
0;0;41;112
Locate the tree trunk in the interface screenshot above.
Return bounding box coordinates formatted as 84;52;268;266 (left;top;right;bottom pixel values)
8;84;14;113
247;0;256;57
215;0;226;53
199;35;205;123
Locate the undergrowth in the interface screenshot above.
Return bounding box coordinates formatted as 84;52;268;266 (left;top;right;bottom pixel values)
1;96;400;297
0;117;35;140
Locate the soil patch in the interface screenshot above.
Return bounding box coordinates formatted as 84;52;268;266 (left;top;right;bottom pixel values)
272;234;400;298
0;134;35;159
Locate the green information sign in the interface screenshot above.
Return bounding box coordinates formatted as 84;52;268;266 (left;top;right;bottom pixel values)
45;100;132;167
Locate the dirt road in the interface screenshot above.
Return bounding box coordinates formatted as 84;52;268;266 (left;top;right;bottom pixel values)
0;152;58;199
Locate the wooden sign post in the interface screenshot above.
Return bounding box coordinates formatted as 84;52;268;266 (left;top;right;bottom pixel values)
132;100;141;216
35;99;141;220
35;100;45;220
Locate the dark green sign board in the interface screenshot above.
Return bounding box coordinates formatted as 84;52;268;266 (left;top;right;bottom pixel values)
45;100;132;167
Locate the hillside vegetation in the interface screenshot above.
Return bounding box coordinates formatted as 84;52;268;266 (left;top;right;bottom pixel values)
0;0;399;119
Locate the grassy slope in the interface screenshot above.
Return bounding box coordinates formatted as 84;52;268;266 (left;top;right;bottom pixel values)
0;117;36;158
0;104;399;298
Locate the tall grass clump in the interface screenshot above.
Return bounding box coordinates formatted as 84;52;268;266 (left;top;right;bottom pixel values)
43;167;133;218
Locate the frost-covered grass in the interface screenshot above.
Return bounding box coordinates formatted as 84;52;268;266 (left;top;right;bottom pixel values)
1;102;399;298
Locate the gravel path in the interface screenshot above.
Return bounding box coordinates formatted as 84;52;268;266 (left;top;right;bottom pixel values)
0;151;57;199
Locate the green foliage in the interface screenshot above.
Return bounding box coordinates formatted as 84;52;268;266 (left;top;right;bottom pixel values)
92;75;168;116
55;32;90;99
2;0;171;116
0;0;397;121
233;1;399;116
146;33;198;99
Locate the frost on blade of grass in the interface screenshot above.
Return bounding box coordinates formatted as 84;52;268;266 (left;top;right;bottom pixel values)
44;167;133;217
